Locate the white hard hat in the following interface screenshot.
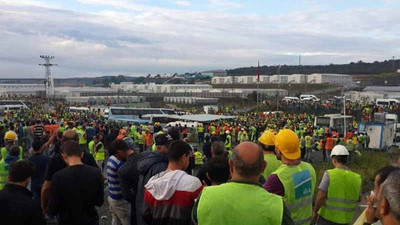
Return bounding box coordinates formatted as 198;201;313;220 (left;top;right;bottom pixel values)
330;145;349;157
225;130;230;134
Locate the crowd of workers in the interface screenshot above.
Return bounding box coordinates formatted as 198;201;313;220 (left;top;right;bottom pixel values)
0;99;399;225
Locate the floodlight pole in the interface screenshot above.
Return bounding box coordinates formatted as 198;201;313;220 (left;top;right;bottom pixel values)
39;55;57;98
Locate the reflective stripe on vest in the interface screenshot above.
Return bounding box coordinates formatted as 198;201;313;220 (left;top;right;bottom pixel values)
197;182;283;225
318;168;361;224
274;162;316;225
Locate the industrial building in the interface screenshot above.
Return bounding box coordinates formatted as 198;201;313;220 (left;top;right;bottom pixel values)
110;83;212;93
65;96;145;104
163;97;218;105
211;73;352;85
307;73;352;84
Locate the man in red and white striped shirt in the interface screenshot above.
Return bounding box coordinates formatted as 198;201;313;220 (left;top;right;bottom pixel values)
142;140;203;225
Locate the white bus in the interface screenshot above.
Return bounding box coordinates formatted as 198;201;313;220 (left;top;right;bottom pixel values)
108;107;176;123
0;100;29;112
67;107;90;113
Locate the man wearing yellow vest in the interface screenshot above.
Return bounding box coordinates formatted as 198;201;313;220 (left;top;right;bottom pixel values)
197;124;204;146
193;148;203;176
313;145;361;225
0;146;21;190
264;129;316;225
93;134;105;170
258;130;282;179
77;125;87;152
224;130;232;150
193;142;294;225
1;131;23;161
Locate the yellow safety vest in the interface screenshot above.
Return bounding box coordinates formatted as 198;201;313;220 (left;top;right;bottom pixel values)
193;151;203;165
94;142;105;161
263;154;282;179
273;162;316;225
318;168;361;224
197;182;283;225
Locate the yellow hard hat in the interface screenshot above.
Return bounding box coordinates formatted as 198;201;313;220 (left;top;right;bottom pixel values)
258;131;275;146
4;131;18;141
275;129;300;160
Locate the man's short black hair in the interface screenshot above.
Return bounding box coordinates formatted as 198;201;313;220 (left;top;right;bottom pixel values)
110;139;129;156
32;138;43;151
168;140;191;162
211;141;225;156
207;156;230;184
9;145;20;157
9;160;34;183
61;140;82;157
332;155;348;164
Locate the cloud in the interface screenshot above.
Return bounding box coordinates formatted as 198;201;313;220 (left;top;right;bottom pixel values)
0;0;399;78
174;1;191;7
208;0;243;8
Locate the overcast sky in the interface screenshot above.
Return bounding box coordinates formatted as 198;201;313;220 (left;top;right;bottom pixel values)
0;0;399;78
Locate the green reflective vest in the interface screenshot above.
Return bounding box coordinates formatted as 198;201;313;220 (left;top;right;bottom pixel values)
263;154;282;179
346;140;354;151
0;159;8;190
77;129;86;145
59;126;65;133
305;136;313;148
193;151;203;165
198;126;204;133
88;141;95;156
1;147;23;161
319;168;361;224
273;162;316;225
94;142;105;161
0;158;22;190
225;135;232;149
197;182;283;225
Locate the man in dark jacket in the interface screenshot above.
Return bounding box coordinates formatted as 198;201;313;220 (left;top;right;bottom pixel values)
118;148;150;224
136;134;172;225
0;160;46;225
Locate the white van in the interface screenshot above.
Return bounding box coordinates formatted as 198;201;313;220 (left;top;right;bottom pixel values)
281;97;299;103
300;94;320;102
376;99;399;107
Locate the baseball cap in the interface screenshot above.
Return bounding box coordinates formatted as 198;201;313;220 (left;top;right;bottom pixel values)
155;134;173;146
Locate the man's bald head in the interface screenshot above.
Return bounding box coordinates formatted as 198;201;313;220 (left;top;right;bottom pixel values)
62;130;79;144
232;142;264;178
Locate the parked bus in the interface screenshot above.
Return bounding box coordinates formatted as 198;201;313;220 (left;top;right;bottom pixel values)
108;107;176;123
0;100;29;112
67;107;90;114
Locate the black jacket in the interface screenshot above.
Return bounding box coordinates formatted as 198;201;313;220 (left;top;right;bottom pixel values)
0;183;46;225
136;152;169;225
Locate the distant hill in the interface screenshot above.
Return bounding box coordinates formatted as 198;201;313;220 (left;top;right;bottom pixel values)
227;60;400;75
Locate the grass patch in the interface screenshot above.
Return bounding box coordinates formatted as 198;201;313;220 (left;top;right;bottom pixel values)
314;150;400;194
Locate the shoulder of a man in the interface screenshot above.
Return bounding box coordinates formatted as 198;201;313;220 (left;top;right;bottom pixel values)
44;154;65;181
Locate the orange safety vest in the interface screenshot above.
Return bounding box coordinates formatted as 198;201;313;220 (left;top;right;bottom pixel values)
145;134;153;147
325;137;334;150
